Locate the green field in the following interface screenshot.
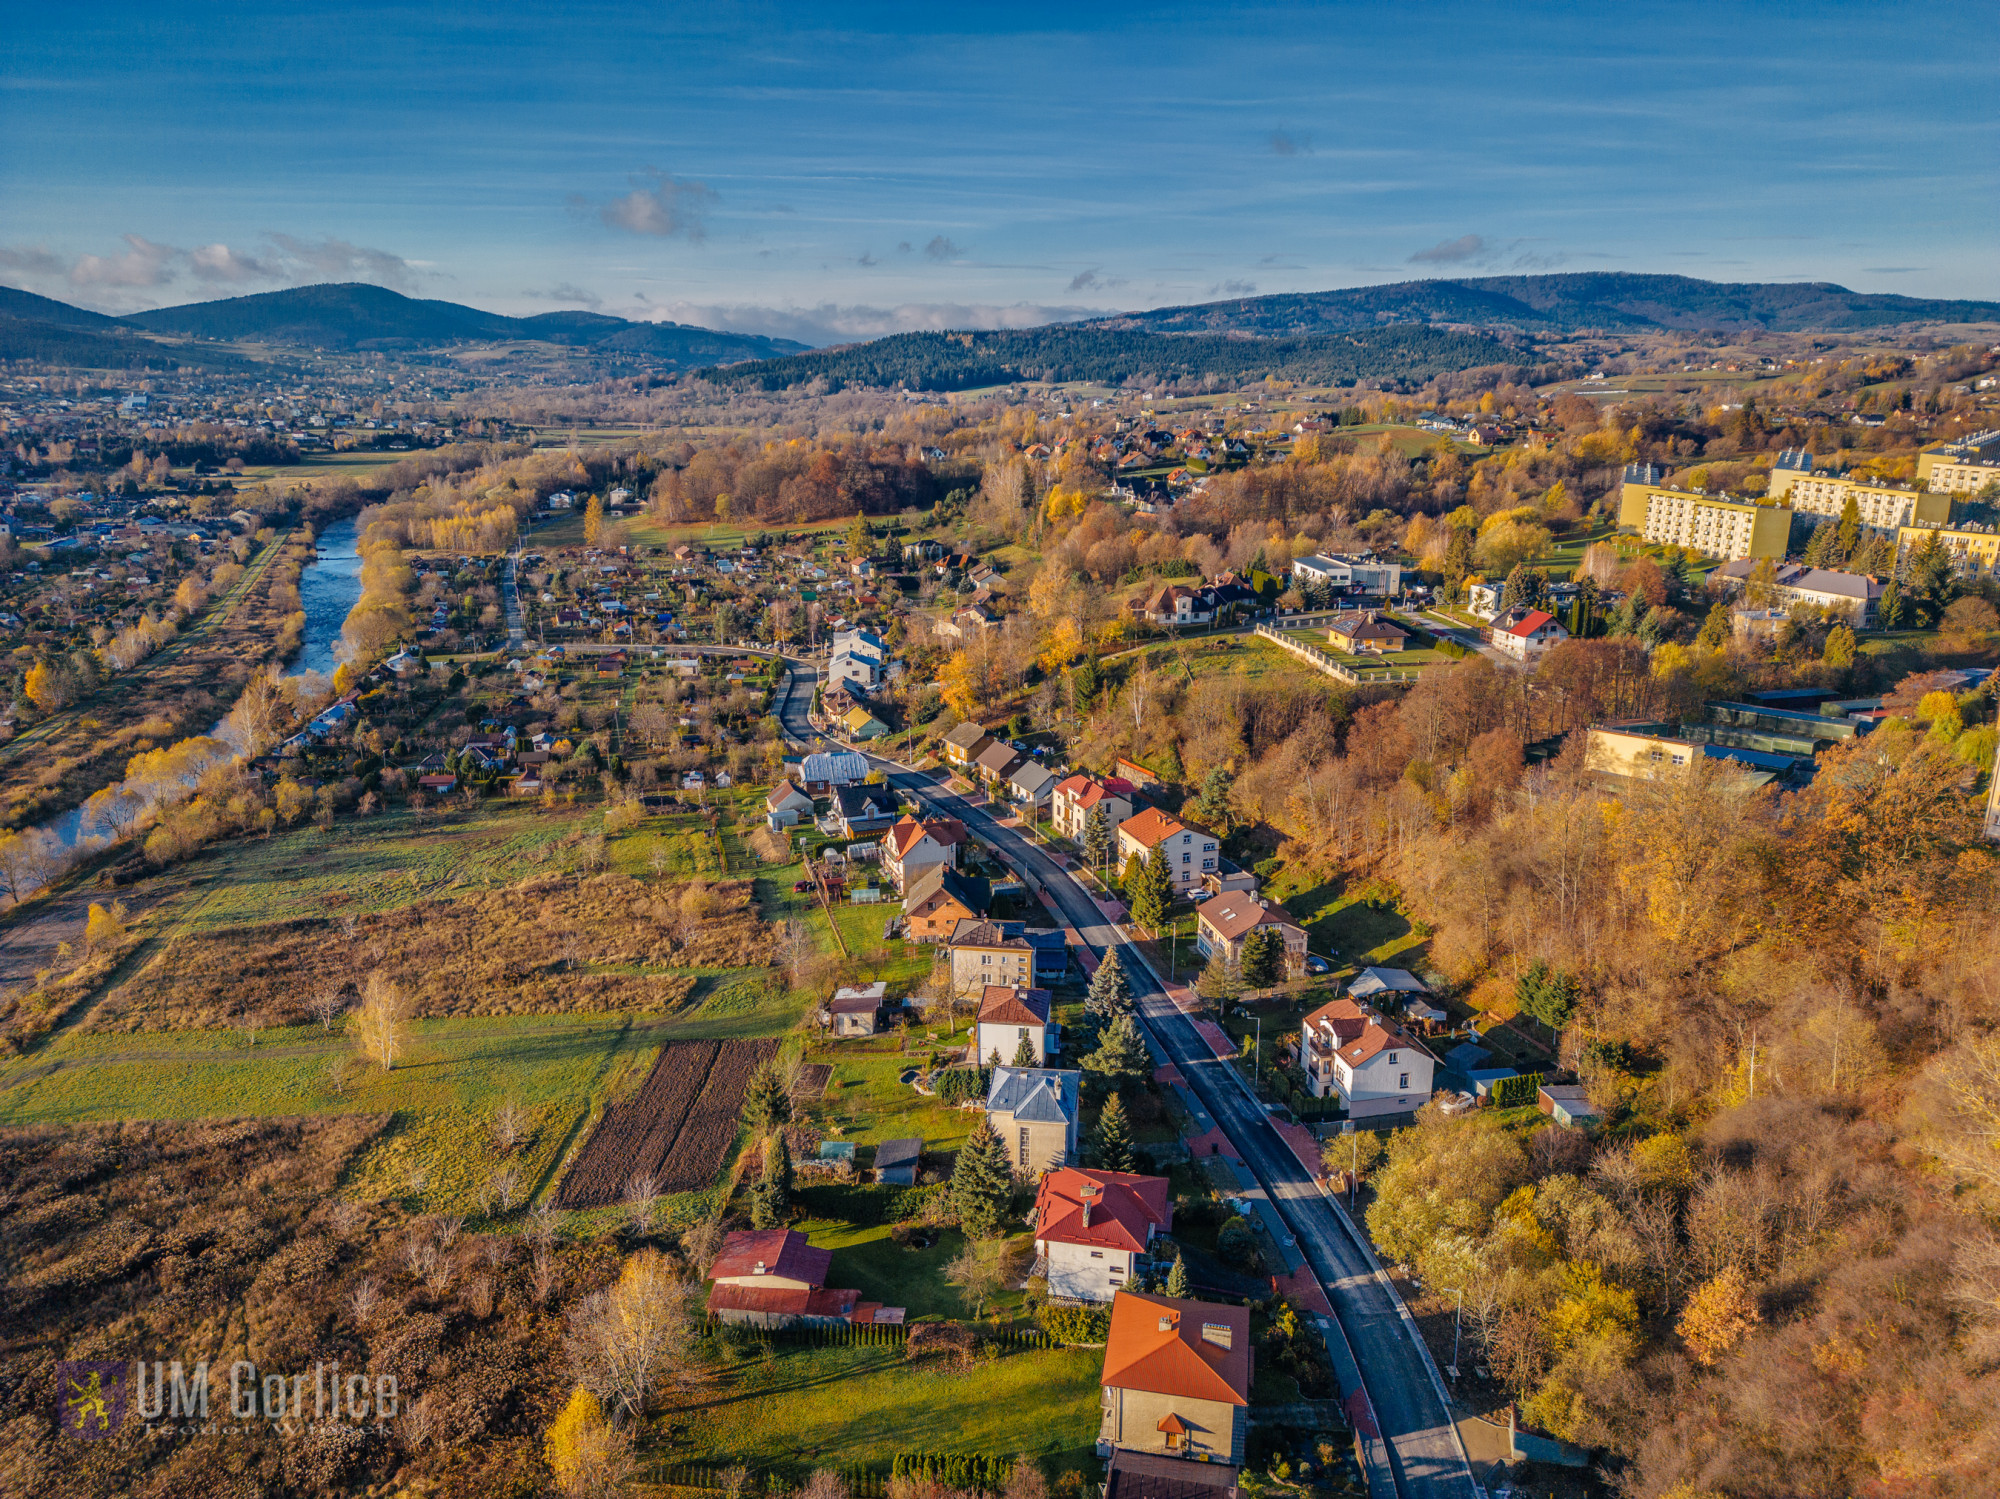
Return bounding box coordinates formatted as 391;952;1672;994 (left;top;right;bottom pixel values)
233;448;413;483
651;1341;1104;1479
1262;869;1429;971
524;507;928;555
811;1029;983;1151
801;1220;1034;1323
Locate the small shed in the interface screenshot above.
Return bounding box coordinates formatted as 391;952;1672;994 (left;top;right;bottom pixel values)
874;1137;922;1186
825;981;888;1037
1538;1084;1602;1127
1349;966;1429;1002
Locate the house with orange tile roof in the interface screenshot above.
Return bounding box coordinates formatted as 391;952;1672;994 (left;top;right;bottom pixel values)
1052;774;1135;842
1298;996;1436;1118
1034;1167;1172;1303
1116;807;1219;895
1097;1291;1252;1464
1490;606;1569;661
975;984;1053;1066
880;813;966;892
705;1227;901;1327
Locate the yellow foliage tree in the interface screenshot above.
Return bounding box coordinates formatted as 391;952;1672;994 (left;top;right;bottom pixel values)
84;900;126;952
1676;1264;1760;1365
939;652;980;719
542;1385;632;1499
1037;619;1083;676
24;659;69;712
584;495;604;548
348;971;413;1072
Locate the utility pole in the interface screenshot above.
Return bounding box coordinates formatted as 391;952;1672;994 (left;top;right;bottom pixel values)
1448;1286;1464;1381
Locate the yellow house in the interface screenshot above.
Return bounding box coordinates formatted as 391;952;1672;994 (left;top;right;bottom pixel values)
1617;482;1790;561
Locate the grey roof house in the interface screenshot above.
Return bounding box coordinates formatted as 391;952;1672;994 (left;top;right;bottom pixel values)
986;1065;1081;1173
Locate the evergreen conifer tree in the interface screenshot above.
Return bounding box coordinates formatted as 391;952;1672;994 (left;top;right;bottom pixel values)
1083;804;1113;870
1087;949;1133;1017
743;1062;792;1131
1129;851;1174;933
1194;767;1233;831
1012;1032;1038;1067
1240;926;1285;990
1836;495;1863;562
1093;1093;1136;1174
1084;1012;1153;1087
1165;1252;1190;1298
951;1122;1014;1237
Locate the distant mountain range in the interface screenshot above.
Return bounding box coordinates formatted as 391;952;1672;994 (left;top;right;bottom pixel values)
0;282;807;369
1090;273;2000;337
5;272;1996;381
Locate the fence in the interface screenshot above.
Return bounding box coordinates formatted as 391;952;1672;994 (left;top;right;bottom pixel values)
1253;624;1420;685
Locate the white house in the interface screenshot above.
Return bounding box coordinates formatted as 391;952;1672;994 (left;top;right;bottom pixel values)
976;985;1053;1066
1490;608;1569;661
1116;807;1219;894
765;780;815;827
880;813;965;892
1298;996;1435;1118
1291;553;1403;599
1033;1167;1173;1303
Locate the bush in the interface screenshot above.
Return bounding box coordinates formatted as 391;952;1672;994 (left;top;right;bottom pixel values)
1436;638;1471;660
792;1181;951;1226
1490;1071;1545;1108
933;1065;990;1105
1217;1215;1258;1267
1035;1303;1111;1344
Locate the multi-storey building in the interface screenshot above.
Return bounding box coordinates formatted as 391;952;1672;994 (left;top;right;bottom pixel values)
1617;482;1791;561
1767;459;1951;535
1896;520;2000;578
1918;431;2000;495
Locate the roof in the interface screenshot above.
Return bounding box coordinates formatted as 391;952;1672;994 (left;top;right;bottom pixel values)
1010;761;1057;794
902;864;990;917
975;741;1025;775
828;981;887;1014
978;985;1052;1027
886;814;968;860
1502;609;1559;639
987;1066;1080;1125
705;1283;859;1318
1035;1167;1172;1253
1328;611;1405;638
874;1137;922;1170
1117;805;1185;850
1301;996;1426;1067
1100;1291;1251;1406
1196;893;1297;943
1349;967;1429;997
943;721;992;749
710;1228;833;1287
835;783;899;818
950;918;1030;951
800;751;869;783
1104;1449;1240;1499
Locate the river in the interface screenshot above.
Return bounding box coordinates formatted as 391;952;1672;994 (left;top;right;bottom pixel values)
290;516;364;679
15;516;368;884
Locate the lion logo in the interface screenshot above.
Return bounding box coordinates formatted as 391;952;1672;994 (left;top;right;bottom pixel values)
58;1361;127;1440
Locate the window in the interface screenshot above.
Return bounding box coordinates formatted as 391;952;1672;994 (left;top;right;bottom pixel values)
981;954;991;965
1018;1127;1030;1166
1387;1052;1397;1064
1400;1073;1410;1089
1090;1251;1104;1259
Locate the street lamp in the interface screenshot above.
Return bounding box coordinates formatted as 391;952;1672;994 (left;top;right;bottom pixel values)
1442;1285;1464;1382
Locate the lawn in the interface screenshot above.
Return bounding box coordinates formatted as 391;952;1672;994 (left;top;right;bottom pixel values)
650;1341;1104;1479
1262;869;1430;971
808;1030;983;1152
799;1220;1036;1324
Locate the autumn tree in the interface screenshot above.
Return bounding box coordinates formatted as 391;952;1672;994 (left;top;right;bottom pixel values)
566;1248;697;1421
348;971;413;1071
1676;1264;1760;1365
543;1386;633;1499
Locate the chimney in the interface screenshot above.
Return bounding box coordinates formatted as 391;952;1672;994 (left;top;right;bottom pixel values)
1080;1182;1099;1228
1158;1313;1177;1332
752;1261;766;1276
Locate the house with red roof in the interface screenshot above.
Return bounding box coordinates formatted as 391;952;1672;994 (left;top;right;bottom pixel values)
975;984;1053;1066
1035;1167;1172;1303
1098;1291;1252;1464
1116;807;1219;895
705;1228;901;1328
1298;996;1436;1118
1052;774;1135;843
1491;606;1569;661
880;813;966;893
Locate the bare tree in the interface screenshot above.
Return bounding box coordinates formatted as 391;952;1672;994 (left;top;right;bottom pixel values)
348;1277;382;1327
566;1247;698;1421
679;1216;727;1279
486;1163;523;1214
310;987;347;1032
493;1097;525;1152
624;1172;661;1236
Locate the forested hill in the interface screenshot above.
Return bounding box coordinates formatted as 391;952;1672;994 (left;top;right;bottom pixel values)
120;283;807;360
1092;273;2000;336
699;323;1521;392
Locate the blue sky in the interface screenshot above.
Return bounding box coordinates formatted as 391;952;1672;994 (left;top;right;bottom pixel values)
3;1;1995;342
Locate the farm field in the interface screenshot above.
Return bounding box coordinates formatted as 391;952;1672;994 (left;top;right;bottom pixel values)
650;1341;1104;1480
556;1036;776;1206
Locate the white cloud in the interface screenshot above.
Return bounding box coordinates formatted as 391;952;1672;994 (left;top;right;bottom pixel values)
575;169;717;239
69;234;180;289
1410;234;1488;266
522;282;605;308
0;232;421;309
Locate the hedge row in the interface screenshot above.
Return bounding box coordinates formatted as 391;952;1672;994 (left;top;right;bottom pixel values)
1491;1071;1545;1107
791;1181;951;1225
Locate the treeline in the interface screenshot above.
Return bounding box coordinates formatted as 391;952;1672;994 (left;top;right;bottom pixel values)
700;324;1519;393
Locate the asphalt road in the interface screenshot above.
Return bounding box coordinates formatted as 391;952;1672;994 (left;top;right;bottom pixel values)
771;660;1476;1499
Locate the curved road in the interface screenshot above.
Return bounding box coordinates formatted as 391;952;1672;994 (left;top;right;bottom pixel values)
771;658;1476;1499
